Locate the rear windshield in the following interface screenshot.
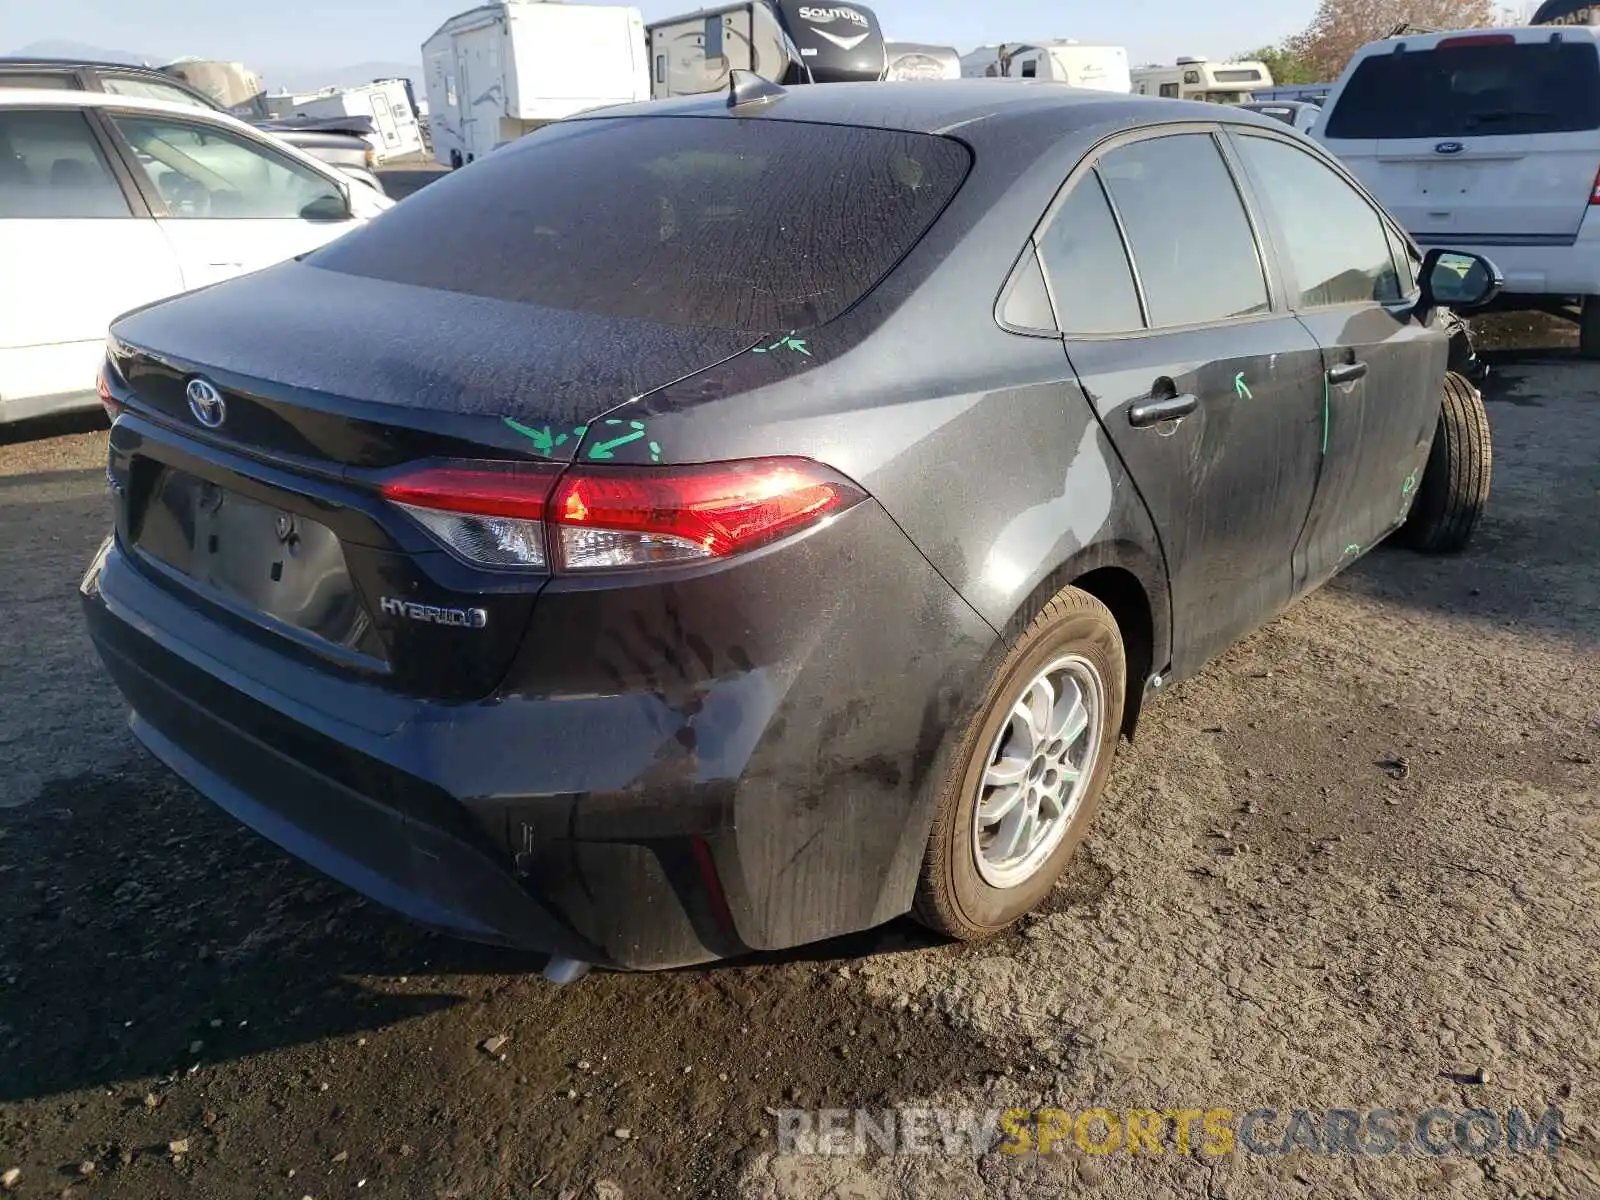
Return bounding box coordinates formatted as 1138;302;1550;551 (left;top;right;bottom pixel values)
309;115;971;331
1323;41;1600;139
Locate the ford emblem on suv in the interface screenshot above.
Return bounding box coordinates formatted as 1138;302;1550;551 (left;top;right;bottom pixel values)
185;378;226;428
1435;141;1466;155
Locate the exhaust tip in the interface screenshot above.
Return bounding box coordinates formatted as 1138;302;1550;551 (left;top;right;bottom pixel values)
542;956;592;985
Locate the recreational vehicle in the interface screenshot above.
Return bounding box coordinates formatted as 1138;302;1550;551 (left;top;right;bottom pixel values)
1130;56;1273;103
266;80;425;162
161;58;265;112
422;0;650;168
647;1;888;99
884;42;961;81
959;42;1132;92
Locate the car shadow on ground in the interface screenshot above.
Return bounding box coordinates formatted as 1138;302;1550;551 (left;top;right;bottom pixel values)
1326;346;1599;651
0;410;106;447
2;752;1056;1107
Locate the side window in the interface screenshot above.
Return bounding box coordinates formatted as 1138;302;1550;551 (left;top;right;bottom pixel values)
1158;83;1179;98
1234;134;1402;308
1035;171;1144;334
0;72;76;89
1096;133;1269;328
100;76;217;111
1385;222;1421;296
0;109;131;219
1021;60;1038;79
109;115;343;219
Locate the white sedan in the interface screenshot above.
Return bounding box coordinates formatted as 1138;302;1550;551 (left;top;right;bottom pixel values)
0;90;393;424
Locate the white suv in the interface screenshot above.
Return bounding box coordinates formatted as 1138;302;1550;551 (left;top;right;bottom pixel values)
1;90;393;425
1317;25;1600;356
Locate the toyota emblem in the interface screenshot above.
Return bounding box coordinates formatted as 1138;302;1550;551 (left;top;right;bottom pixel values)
186;378;226;428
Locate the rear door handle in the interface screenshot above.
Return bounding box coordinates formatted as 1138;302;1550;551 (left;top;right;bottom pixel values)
1129;393;1199;428
1327;361;1368;385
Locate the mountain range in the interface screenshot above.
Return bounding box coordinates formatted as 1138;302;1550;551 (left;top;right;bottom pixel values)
9;39;421;95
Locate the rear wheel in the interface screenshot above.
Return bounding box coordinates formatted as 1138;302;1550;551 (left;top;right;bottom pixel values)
1400;370;1491;555
1581;296;1600;361
913;587;1125;940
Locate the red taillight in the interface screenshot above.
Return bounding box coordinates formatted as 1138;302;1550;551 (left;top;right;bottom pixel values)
380;456;863;573
1437;34;1517;49
96;368;123;422
1590;163;1600;205
549;458;862;570
380;461;561;570
381;462;558;520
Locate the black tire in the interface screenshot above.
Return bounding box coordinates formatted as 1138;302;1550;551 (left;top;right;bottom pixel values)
913;587;1126;940
1400;371;1491;555
1582;296;1600;361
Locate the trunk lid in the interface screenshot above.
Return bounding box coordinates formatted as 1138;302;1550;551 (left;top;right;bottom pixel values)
109;259;758;468
1319;32;1600;244
106;261;757;703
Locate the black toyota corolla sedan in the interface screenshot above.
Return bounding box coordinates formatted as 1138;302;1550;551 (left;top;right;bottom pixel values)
82;79;1500;975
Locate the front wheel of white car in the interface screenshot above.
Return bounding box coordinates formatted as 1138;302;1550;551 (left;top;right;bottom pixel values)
1581;296;1600;360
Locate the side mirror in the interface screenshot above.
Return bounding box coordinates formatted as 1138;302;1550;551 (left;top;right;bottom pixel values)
300;190;352;222
1420;248;1503;311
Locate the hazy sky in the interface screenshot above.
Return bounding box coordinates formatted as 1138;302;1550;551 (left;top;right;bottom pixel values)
4;0;1321;67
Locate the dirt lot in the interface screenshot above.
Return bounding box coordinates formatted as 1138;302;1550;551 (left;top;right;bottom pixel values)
0;317;1596;1199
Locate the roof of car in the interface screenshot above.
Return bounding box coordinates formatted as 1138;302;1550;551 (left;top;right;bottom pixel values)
0;57;163;71
578;78;1288;140
0;87;230;118
1356;22;1600;53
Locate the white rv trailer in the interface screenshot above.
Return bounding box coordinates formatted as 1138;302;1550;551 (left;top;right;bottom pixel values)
646;2;888;100
264;80;425;162
959;42;1131;92
885;42;961;81
422;0;650;168
1130;56;1274;103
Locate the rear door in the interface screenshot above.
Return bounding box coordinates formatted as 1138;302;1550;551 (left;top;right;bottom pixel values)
101;110;361;290
1041;128;1328;674
1319;33;1600;246
365;88;403;154
1228;128;1446;588
0;106;183;416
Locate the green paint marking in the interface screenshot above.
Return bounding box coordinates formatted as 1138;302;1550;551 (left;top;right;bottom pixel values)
648;441;662;463
1402;469;1420;496
587;429;648;461
1344;543;1361;556
1321;376;1330;457
751;331;810;356
1234;372;1253;401
502;416;558;455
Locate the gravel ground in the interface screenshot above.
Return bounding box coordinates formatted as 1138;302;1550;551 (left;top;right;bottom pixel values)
0;317;1596;1199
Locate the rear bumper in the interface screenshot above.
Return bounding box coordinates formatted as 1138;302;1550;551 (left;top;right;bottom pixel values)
81;498;996;969
84;538;606;963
